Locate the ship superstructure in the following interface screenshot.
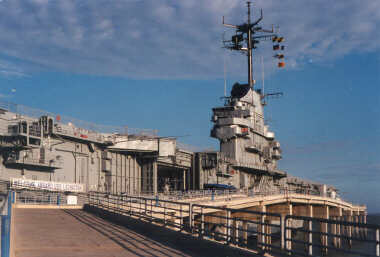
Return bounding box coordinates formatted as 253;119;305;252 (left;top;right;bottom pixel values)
193;2;336;196
211;2;285;189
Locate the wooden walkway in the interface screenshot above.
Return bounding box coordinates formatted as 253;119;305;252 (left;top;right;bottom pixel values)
12;208;262;257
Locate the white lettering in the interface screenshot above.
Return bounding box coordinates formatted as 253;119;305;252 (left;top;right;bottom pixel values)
10;178;85;193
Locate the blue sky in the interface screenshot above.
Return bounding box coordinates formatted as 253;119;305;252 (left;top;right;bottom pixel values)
0;0;379;212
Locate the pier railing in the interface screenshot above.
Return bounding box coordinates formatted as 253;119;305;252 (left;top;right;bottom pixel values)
15;190;87;206
285;215;380;257
5;185;379;257
88;192;191;231
135;187;342;203
191;203;283;254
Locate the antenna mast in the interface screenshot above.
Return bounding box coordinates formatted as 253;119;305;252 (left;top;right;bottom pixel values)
247;1;253;88
223;1;286;90
224;51;227;97
261;55;264;96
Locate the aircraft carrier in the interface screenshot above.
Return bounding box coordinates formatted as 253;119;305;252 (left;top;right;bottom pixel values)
2;3;375;257
0;6;342;202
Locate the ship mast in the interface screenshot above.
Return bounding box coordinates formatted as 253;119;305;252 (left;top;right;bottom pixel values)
223;1;285;90
247;1;253;88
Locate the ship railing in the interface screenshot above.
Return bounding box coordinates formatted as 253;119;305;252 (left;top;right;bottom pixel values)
125;127;158;137
57;115;125;135
249;188;335;199
0;101;53;118
53;124;107;143
0;100;157;138
5;155;63;168
155;189;242;201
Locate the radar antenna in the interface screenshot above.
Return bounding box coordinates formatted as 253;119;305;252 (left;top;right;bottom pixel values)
261;92;283;106
223;1;286;89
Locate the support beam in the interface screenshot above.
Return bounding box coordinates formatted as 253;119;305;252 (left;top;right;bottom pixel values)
257;205;266;250
232;219;239;244
363;212;368;239
337;208;342;248
343;209;353;248
332;216;337;248
285;203;292;251
265;218;271;251
320;206;329;255
306;205;313;255
242;221;248;246
226;210;231;244
183;169;186;191
281;215;285;250
153;160;157;195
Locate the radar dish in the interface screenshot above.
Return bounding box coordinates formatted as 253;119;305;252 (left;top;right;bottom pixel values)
230;83;250;99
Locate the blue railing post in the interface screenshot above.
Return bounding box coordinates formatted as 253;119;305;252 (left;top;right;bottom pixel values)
1;191;12;257
155;195;159;207
8;192;12;217
1;215;10;257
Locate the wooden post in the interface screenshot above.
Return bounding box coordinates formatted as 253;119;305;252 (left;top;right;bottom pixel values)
226;210;231;244
232;219;238;244
243;221;248;246
286;204;293;252
259;205;266;250
348;210;353;248
201;209;205;238
364;212;368;239
265;218;272;251
307;205;313;255
376;228;379;257
337;208;342;248
153;161;158;195
359;212;363;239
189;203;193;233
332;216;337;248
281;215;285;250
352;213;357;238
320;206;329;255
183;169;186;191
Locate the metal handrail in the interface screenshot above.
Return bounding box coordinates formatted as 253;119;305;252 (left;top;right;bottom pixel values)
285;214;380;256
191;203;283;254
3;185;376;257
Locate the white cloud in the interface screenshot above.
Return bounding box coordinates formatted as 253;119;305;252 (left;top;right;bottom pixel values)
0;60;26;77
0;0;378;79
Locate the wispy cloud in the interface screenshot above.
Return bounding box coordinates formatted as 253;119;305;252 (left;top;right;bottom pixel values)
314;162;380;178
0;60;26;77
0;0;378;78
283;139;353;155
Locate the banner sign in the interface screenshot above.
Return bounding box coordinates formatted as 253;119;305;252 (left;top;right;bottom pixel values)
11;178;85;193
